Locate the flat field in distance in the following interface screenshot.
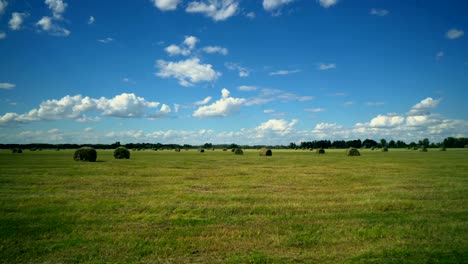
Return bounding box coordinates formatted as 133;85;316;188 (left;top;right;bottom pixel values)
0;148;467;263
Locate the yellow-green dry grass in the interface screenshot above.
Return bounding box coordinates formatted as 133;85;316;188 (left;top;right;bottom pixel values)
0;149;467;263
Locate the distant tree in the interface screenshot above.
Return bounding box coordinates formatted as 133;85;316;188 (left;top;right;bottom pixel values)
380;139;387;148
388;140;396;148
289;142;297;149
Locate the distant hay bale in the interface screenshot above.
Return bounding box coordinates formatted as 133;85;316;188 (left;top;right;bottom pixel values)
114;147;130;159
73;147;97;162
234;148;244;155
199;149;205;153
212;148;215;151
309;148;314;151
439;147;446;151
371;147;375;150
12;148;23;154
223;148;227;151
315;148;325;154
382;147;388;152
231;148;235;152
346;148;361;156
413;147;418;150
175;148;181;152
259;148;272;156
419;147;428;152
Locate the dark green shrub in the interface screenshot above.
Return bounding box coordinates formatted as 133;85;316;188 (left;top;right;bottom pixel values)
73;147;97;162
199;149;205;153
382;147;388;152
12;148;23;154
114;147;130;159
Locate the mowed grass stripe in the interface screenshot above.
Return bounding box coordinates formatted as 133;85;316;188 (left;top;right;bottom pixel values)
0;149;466;263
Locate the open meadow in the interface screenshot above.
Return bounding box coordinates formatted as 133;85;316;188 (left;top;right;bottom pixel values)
0;148;467;263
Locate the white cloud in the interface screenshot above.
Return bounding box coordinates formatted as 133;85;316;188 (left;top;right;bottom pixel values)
256;119;298;136
269;69;301;76
370;8;389;16
0;0;7;16
84;127;93;132
164;36;198;56
225;62;250;77
369;114;405;127
88;16;95;25
446;28;464;40
318;63;336;70
151;0;181;11
305;108;325;113
0;83;15;89
264;109;275;114
9;12;28;30
203;46;228;55
186;0;239;21
97;37;113;43
193;88;246;117
436;51;444;60
0;32;5;39
246;12;255;19
366;102;385;106
165;44;190;56
318;0;338;8
156;58;221;87
194;96;212;105
262;0;295;11
45;0;67;19
407;97;440;116
314;122;342;131
0;93;171;126
238;85;257;92
36;16;70;36
183;35;199;49
343;101;355;106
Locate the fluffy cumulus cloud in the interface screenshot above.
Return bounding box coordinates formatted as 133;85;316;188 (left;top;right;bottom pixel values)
407;97;440;116
370;8;389;16
369;114;404;127
446;28;464;40
203;46;228;55
36;0;70;36
0;82;15;89
256;119;298;137
0;0;7;16
193;88;246;117
152;0;181;11
88;16;95;25
0;93;172;126
225;62;250;77
318;63;336;70
186;0;239;21
194;96;212;105
156;58;221;87
9;12;28;30
262;0;295;11
318;0;338;8
45;0;67;19
164;36;198;56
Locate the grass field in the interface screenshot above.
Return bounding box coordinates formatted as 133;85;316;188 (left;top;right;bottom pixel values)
0;148;467;263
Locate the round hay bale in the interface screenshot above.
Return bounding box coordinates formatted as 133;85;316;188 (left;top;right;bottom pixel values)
234;148;244;155
346;148;361;156
439;147;446;151
113;147;130;159
419;147;428;152
73;147;97;162
223;148;227;151
259;148;272;156
382;147;388;152
175;148;181;152
413;147;418;150
12;148;23;154
231;148;235;152
199;148;205;153
315;148;325;154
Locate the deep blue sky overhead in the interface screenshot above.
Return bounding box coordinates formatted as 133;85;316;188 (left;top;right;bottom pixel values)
0;0;467;144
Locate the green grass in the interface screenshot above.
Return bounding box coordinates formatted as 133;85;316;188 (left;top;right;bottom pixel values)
0;148;467;263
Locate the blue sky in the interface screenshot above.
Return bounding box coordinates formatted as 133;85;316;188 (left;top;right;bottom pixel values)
0;0;467;144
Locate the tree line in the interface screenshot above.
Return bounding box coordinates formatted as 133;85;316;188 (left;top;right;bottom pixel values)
0;137;467;150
